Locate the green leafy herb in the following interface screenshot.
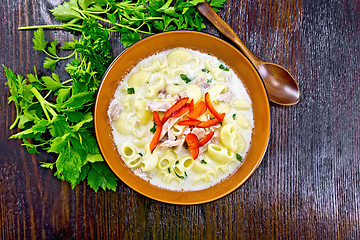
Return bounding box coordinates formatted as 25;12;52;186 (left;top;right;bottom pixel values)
220;121;223;126
168;168;171;173
127;87;135;94
233;114;236;120
180;74;192;84
139;153;143;157
6;0;227;192
184;171;188;177
236;153;243;162
150;122;157;134
173;168;185;179
219;64;229;71
201;159;207;164
175;160;179;165
207;79;213;83
201;68;210;73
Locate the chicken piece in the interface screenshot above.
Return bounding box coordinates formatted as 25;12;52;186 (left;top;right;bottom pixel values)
109;103;122;121
217;91;232;102
146;101;171;112
191;128;206;140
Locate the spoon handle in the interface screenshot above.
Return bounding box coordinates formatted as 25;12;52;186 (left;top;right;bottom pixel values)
196;2;259;65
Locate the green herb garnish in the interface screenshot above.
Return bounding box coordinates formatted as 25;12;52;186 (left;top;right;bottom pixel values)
150;122;157;134
139;153;143;157
220;121;223;126
185;171;188;177
233;114;236;120
201;68;210;73
236;154;243;162
180;74;192;84
201;159;207;164
5;0;227;192
207;79;213;83
219;64;229;71
127;87;135;94
168;168;171;174
173;168;185;179
175;160;179;165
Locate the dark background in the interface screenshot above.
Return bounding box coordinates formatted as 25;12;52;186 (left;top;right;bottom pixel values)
1;0;360;239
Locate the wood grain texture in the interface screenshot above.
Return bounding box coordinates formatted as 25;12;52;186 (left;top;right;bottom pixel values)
1;0;360;239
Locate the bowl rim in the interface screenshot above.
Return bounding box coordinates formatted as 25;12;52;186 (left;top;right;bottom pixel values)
94;30;271;205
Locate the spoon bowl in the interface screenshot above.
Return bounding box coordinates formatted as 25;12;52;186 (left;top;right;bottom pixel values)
196;2;300;105
257;62;300;105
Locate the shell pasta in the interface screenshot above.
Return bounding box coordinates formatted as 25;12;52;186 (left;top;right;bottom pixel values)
108;48;254;191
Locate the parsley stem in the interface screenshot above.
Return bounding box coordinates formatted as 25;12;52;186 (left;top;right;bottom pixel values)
18;24;81;32
30;87;57;120
85;13;152;34
10;105;20;130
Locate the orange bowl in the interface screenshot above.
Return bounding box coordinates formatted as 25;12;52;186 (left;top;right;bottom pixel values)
94;31;270;205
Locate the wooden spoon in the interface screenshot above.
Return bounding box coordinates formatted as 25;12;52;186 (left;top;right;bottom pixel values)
196;2;300;105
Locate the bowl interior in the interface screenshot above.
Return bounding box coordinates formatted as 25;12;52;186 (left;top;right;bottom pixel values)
95;31;270;205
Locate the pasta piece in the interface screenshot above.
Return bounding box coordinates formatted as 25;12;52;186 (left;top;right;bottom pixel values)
220;124;246;153
213;102;231;115
192;174;208;185
139;57;167;72
131;125;145;139
214;164;230;175
159;171;180;184
208;84;228;101
192;160;208;173
157;150;176;170
145;76;166;99
128;71;150;88
120;95;134;112
120;143;143;168
166;84;185;96
114;113;132;135
170;124;186;137
235;114;251;129
167;48;193;66
134;139;147;148
207;143;235;163
134;99;152;125
186;84;202;103
141;147;159;171
232;99;251;110
188;57;201;69
178;155;194;170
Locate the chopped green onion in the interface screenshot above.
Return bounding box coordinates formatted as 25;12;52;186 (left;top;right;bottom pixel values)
219;64;229;71
233;114;236;120
180;74;191;84
236;153;243;162
139;153;143;157
127;87;135;94
184;171;188;177
201;159;207;164
207;79;213;83
201;68;210;73
168;168;171;173
150;122;157;134
175;160;179;165
173;168;185;179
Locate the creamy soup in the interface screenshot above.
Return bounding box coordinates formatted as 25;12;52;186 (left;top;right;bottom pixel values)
108;48;254;191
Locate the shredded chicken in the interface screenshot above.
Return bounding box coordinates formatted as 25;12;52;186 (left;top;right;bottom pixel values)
191;128;206;140
217;91;232;102
158;88;167;98
146;101;171;112
134;168;152;179
160;116;181;140
195;77;210;90
158;138;184;149
109;103;122;121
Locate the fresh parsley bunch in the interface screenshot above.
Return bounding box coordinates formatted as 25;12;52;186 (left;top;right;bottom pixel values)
4;0;226;192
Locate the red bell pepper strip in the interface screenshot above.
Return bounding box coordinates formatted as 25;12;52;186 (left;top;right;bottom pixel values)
198;131;215;146
177;119;202;126
190;99;194;112
150;125;162;153
204;92;223;121
153;111;161;126
185;133;199;159
187;101;207;119
197;113;225;128
172;103;190;118
161;97;189;124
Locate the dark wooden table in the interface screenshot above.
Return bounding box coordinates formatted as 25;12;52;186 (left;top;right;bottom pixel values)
1;0;360;239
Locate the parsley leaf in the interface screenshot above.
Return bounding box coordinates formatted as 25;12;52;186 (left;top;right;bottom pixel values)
180;74;192;83
236;154;243;162
127;87;135;94
219;64;229;71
